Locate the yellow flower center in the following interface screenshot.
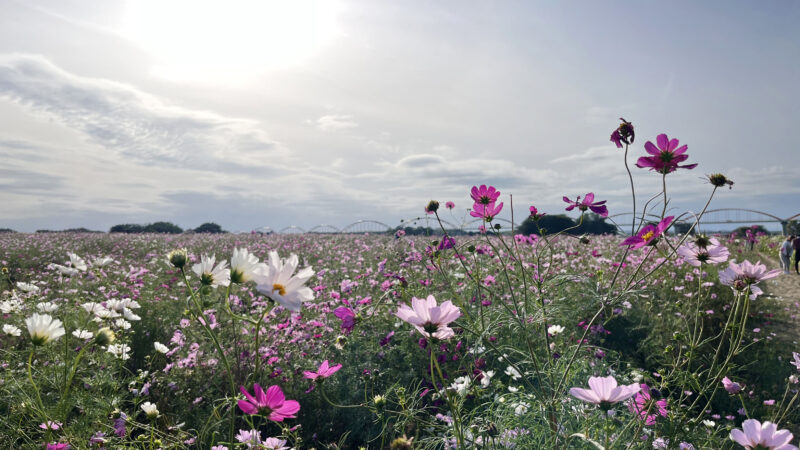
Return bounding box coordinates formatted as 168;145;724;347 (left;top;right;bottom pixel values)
272;283;287;296
641;231;655;242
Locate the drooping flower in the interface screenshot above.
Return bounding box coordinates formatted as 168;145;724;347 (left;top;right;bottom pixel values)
628;384;668;425
529;205;545;220
25;313;65;345
563;193;608;218
636;133;698;174
437;235;456;250
719;260;782;300
192;254;231;288
569;375;640;407
396;295;461;340
333;306;356;334
707;173;734;189
471;185;501;205
620;216;674;249
230;248;266;284
722;376;743;394
304;360;342;380
730;419;797;450
610;118;635;148
254;251;314;312
677;241;730;266
238;384;300;421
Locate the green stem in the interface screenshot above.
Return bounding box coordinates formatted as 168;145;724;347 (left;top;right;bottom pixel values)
28;348;44;411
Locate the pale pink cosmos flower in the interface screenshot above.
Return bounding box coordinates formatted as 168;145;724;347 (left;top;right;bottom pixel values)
722;376;743;394
470;201;504;221
238;384;300;421
396;295;461;340
790;352;800;371
719;260;782;300
677;242;730;266
304;360;342;380
261;437;290;450
569;375;640;407
730;419;797;450
620;217;674;250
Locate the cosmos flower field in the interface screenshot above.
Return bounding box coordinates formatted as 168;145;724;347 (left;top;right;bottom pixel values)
2;127;800;449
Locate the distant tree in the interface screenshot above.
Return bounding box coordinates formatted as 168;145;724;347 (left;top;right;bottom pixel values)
786;220;799;236
194;222;225;234
110;224;145;233
144;222;183;234
672;222;694;235
518;214;575;236
574;213;617;235
0;228;15;233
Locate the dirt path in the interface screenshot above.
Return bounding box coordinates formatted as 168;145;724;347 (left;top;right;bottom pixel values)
757;252;800;303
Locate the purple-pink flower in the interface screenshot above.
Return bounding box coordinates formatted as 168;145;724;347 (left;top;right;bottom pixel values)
722;376;743;394
730;419;797;450
719;260;782;300
304;360;342;380
333;306;356;334
569;375;640;406
445;201;455;209
677;241;729;266
628;384;668;425
620;216;674;249
563;193;608;218
529;205;545;220
471;185;501;205
46;444;70;450
610;118;635;148
636;133;698;174
470;201;504;221
396;295;461;340
238;384;300;421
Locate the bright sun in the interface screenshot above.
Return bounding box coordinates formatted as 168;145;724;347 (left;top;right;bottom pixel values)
121;0;342;84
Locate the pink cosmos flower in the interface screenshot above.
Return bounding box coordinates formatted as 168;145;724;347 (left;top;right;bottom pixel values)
636;133;698;174
790;352;800;371
628;384;668;425
396;295;461;340
39;421;62;430
46;444;70;450
445;201;455;209
238;384;300;421
719;260;782;300
730;419;797;450
470;185;501;205
333;306;356;334
620;216;674;249
304;360;342;380
529;205;545;220
677;242;730;266
563;193;608;218
569;375;640;406
470;201;504;221
610;118;635;148
261;438;290;450
722;376;743;394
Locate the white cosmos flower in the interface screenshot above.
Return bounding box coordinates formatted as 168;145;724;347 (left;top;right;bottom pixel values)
51;264;79;277
154;342;169;354
1;297;24;314
67;253;88;272
547;324;565;335
115;319;131;330
449;376;472;396
192;255;230;288
16;282;40;293
94;308;120;320
107;343;131;360
254;251;314;312
505;366;522;380
36;302;59;313
25;313;65;345
230;248;267;284
3;324;21;336
141;401;159;419
72;329;93;340
92;256;114;268
481;370;495;388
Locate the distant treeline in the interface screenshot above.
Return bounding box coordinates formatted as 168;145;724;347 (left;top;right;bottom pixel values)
109;222;226;234
517;213;617;236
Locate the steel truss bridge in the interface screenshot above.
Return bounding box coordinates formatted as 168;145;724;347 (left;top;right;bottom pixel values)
252;209;799;235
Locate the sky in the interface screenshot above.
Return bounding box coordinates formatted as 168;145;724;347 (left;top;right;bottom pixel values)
1;0;799;233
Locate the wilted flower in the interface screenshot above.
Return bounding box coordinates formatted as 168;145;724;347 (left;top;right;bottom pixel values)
563;193;608;218
425;200;440;214
25;313;65;345
621;216;674;249
636;133;698;174
730;419;797;450
610;118;635;148
303;360;342;380
238;384;300;421
707;173;734;189
396;295;462;340
192;254;230;288
569;375;640;408
254;251;315;312
722;376;743;394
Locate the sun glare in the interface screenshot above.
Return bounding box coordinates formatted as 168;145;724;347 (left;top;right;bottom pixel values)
121;0;342;84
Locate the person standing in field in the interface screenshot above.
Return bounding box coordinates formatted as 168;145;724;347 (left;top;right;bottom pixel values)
794;235;800;274
780;235;794;274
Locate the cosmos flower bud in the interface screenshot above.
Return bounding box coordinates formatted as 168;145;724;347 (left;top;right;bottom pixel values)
390;435;414;450
373;394;386;409
94;327;116;346
707;173;734;189
167;249;188;269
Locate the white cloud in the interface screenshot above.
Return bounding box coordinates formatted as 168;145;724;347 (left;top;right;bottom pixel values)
314;114;358;132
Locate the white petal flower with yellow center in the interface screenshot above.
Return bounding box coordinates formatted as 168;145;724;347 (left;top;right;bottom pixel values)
3;324;21;336
154;342;169;354
192;255;230;288
25;313;65;345
107;343;131;360
230;247;267;284
254;251;314;312
67;253;88;272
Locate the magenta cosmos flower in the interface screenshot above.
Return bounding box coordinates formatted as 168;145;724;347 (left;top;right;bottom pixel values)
445;201;455;209
620;216;674;249
610;118;635;148
636;133;698;174
471;185;501;205
470;202;504;221
677;241;730;266
304;360;342;380
719;260;782;300
628;384;668;425
569;375;640;407
396;295;461;340
563;193;608;218
730;419;797;450
238;384;300;421
333;306;356;334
